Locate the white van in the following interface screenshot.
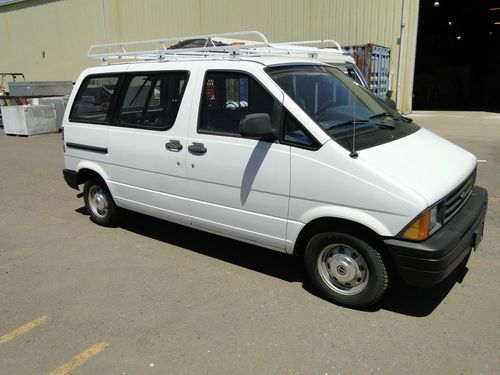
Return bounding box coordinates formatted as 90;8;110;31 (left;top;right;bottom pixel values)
62;32;487;308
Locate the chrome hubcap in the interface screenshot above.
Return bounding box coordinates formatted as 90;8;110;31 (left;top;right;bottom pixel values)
88;185;109;218
318;244;369;295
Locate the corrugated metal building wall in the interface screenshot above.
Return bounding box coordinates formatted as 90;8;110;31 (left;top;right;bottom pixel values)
0;0;419;113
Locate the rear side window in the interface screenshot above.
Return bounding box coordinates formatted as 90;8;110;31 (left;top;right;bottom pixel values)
70;75;120;123
199;71;280;136
115;72;188;130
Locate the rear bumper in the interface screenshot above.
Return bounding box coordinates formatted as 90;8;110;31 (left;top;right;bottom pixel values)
384;186;488;287
63;169;79;190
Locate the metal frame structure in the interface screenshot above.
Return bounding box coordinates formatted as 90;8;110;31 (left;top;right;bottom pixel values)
0;72;25;95
283;39;343;51
87;30;349;65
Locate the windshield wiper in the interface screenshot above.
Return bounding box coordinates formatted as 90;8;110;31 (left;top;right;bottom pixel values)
370;111;413;124
376;123;396;130
369;112;398;120
367;112;401;130
324;119;368;131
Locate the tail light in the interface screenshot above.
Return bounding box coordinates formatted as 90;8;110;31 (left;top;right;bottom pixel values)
62;127;66;152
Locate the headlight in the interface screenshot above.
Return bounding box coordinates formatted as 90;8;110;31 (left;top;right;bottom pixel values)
400;204;443;241
429;205;439;229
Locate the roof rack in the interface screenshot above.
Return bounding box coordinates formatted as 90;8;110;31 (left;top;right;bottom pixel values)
88;31;270;64
87;31;349;65
279;39;343;51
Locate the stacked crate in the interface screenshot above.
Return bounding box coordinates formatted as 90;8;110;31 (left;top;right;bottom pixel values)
344;44;391;100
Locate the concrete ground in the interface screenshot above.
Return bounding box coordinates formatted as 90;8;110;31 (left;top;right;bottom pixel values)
0;111;499;374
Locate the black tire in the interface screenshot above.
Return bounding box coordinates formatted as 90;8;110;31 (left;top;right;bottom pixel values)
83;180;120;227
304;232;389;308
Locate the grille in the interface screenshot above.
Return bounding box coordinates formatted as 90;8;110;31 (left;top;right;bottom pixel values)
443;170;476;223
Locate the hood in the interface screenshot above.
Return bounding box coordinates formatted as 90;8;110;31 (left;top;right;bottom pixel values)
359;127;477;206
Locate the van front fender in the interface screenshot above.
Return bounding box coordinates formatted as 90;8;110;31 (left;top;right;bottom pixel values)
286;204;411;253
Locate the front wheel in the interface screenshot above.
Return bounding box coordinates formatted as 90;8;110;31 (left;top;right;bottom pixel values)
83;180;120;227
304;232;389;308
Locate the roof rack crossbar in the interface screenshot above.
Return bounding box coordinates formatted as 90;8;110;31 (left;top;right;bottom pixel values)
93;48;344;65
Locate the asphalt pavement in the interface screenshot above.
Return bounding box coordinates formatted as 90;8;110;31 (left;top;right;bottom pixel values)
0;111;498;374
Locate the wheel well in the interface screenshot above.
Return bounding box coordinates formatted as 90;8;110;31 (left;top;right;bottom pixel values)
293;217;386;258
76;168;106;186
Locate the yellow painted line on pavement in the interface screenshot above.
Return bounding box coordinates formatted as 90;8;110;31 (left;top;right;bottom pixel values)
48;341;109;375
0;315;49;344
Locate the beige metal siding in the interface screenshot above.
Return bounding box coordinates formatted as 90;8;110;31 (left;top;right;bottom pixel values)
0;0;419;112
0;0;106;82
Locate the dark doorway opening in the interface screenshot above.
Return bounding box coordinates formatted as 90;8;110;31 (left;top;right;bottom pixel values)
413;1;500;112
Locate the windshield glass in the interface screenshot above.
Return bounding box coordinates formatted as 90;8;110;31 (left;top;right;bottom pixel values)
266;65;405;140
346;63;368;87
328;62;367;87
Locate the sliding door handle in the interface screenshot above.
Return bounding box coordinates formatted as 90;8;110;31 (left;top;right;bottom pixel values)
188;143;207;155
165;140;183;152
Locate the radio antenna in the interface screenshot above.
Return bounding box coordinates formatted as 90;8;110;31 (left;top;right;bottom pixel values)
349;89;358;159
350;19;359;159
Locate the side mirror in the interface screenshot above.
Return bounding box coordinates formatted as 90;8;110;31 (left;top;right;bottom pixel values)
239;113;276;139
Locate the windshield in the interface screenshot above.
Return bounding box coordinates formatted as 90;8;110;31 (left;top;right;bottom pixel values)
266;65;407;140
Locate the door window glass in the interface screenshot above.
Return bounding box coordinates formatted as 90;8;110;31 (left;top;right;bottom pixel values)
199;71;279;136
283;112;318;148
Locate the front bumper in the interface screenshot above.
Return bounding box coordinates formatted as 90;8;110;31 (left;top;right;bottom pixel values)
384;186;488;287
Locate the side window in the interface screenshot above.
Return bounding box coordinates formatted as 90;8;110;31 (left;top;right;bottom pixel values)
116;71;188;130
120;75;155;114
70;75;120;123
199;71;279;136
282;112;318;148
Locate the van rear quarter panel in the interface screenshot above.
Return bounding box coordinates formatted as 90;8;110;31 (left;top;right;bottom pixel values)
63;65;130;185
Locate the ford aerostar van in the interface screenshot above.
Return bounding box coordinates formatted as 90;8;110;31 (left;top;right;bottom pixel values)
62;32;487;308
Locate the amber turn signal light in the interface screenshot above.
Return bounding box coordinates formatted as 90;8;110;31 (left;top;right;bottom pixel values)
401;210;431;241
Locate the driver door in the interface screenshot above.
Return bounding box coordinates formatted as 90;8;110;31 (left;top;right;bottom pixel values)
186;68;290;251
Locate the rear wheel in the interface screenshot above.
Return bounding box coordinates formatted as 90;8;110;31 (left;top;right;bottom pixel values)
304;232;389;308
83;180;120;227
